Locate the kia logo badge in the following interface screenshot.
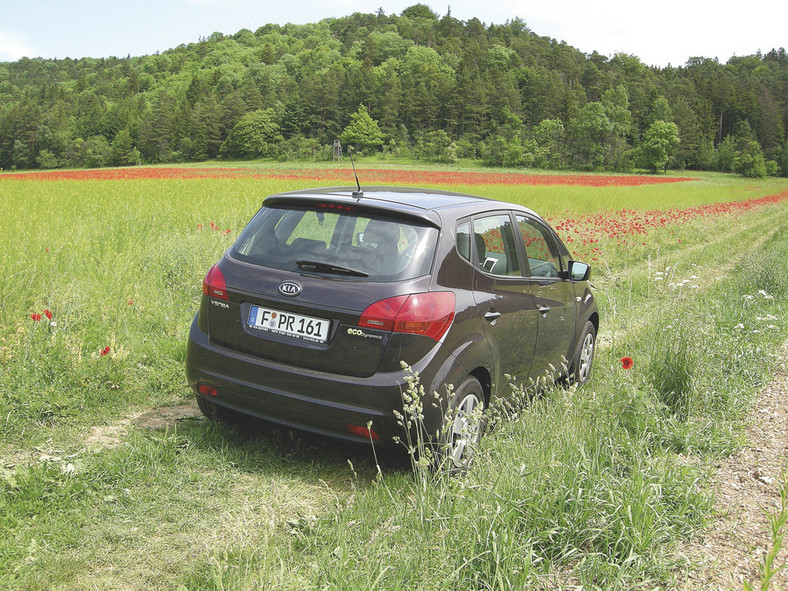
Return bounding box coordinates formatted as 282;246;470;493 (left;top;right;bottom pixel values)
278;281;301;297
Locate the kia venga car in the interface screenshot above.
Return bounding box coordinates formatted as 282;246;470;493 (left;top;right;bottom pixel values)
186;186;598;466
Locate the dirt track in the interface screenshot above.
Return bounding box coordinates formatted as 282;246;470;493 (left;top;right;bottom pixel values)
679;351;788;590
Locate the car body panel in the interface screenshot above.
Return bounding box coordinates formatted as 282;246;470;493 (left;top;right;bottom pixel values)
530;277;578;381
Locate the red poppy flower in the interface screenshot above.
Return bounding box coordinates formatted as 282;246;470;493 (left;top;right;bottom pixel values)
101;346;111;357
43;309;52;320
127;299;134;306
620;357;634;370
30;313;42;321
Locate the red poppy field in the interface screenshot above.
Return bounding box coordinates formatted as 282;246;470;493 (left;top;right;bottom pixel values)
1;165;787;590
0;165;697;186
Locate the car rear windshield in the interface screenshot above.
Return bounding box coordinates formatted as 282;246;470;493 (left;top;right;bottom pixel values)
231;205;439;282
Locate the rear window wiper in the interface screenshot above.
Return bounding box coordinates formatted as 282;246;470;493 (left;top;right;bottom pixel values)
296;260;369;278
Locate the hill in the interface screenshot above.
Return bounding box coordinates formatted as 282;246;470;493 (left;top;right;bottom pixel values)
1;4;786;175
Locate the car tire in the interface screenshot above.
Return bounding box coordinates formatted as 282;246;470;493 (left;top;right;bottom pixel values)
196;394;239;423
568;321;596;386
442;376;486;472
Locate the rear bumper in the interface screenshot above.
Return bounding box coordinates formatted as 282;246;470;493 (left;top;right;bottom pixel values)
185;317;452;445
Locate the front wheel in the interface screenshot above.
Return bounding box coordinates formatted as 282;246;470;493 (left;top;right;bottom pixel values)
442;376;486;471
568;321;596;386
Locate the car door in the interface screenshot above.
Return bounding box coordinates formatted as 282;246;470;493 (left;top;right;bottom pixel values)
515;215;578;383
465;213;538;391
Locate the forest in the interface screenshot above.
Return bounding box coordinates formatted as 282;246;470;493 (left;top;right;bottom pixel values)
1;4;787;176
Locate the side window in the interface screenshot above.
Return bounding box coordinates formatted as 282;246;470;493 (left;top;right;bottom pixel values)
473;214;520;276
457;221;471;261
516;215;562;278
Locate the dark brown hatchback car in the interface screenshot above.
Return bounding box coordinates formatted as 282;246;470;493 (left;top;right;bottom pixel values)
186;187;598;466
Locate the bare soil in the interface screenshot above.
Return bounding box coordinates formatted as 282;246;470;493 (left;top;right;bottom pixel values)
679;358;788;590
84;400;200;450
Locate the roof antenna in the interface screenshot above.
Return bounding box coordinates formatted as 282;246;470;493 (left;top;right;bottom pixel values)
348;147;363;198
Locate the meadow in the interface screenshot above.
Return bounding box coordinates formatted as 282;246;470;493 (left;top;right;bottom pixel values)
0;164;787;589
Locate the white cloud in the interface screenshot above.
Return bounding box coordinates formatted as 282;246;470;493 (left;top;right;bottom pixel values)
0;29;37;61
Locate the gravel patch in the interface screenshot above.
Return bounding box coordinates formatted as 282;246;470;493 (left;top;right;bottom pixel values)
679;359;788;590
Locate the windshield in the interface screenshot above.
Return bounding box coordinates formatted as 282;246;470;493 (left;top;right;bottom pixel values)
231;205;439;282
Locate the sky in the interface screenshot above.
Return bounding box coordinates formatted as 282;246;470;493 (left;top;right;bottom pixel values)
0;0;786;68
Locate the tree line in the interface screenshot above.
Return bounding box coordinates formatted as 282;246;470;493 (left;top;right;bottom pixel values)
1;4;787;176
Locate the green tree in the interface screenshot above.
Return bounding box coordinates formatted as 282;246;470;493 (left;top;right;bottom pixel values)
84;135;112;168
568;102;612;169
670;98;704;169
532;118;566;169
279;97;307;139
12;139;30;169
733;139;767;177
110;128;142;166
601;85;633;169
649;96;674;124
602;85;632;137
138;91;178;162
634;120;680;172
223;108;283;158
36;149;59;169
340;104;384;152
415;130;456;163
400;4;438;19
190;97;223;160
715;136;736;172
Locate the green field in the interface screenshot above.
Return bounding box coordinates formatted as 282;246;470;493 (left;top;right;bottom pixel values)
1;164;787;589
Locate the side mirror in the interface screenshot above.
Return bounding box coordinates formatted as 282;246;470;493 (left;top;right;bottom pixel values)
568;260;591;282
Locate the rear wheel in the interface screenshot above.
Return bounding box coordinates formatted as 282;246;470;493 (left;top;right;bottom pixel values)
443;376;485;471
568;321;596;386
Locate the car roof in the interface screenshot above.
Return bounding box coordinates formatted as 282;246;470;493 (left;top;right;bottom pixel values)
265;186;542;227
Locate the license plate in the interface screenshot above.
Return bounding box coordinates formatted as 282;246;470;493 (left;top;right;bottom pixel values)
248;306;330;344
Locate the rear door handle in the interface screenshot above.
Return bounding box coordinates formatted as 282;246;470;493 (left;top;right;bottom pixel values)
538;305;551;315
484;311;502;323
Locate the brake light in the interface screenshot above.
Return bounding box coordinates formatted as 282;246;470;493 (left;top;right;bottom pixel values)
359;292;455;341
317;203;355;211
202;264;228;300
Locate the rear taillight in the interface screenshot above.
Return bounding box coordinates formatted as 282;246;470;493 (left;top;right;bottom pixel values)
359;292;455;342
202;264;228;300
358;295;409;331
